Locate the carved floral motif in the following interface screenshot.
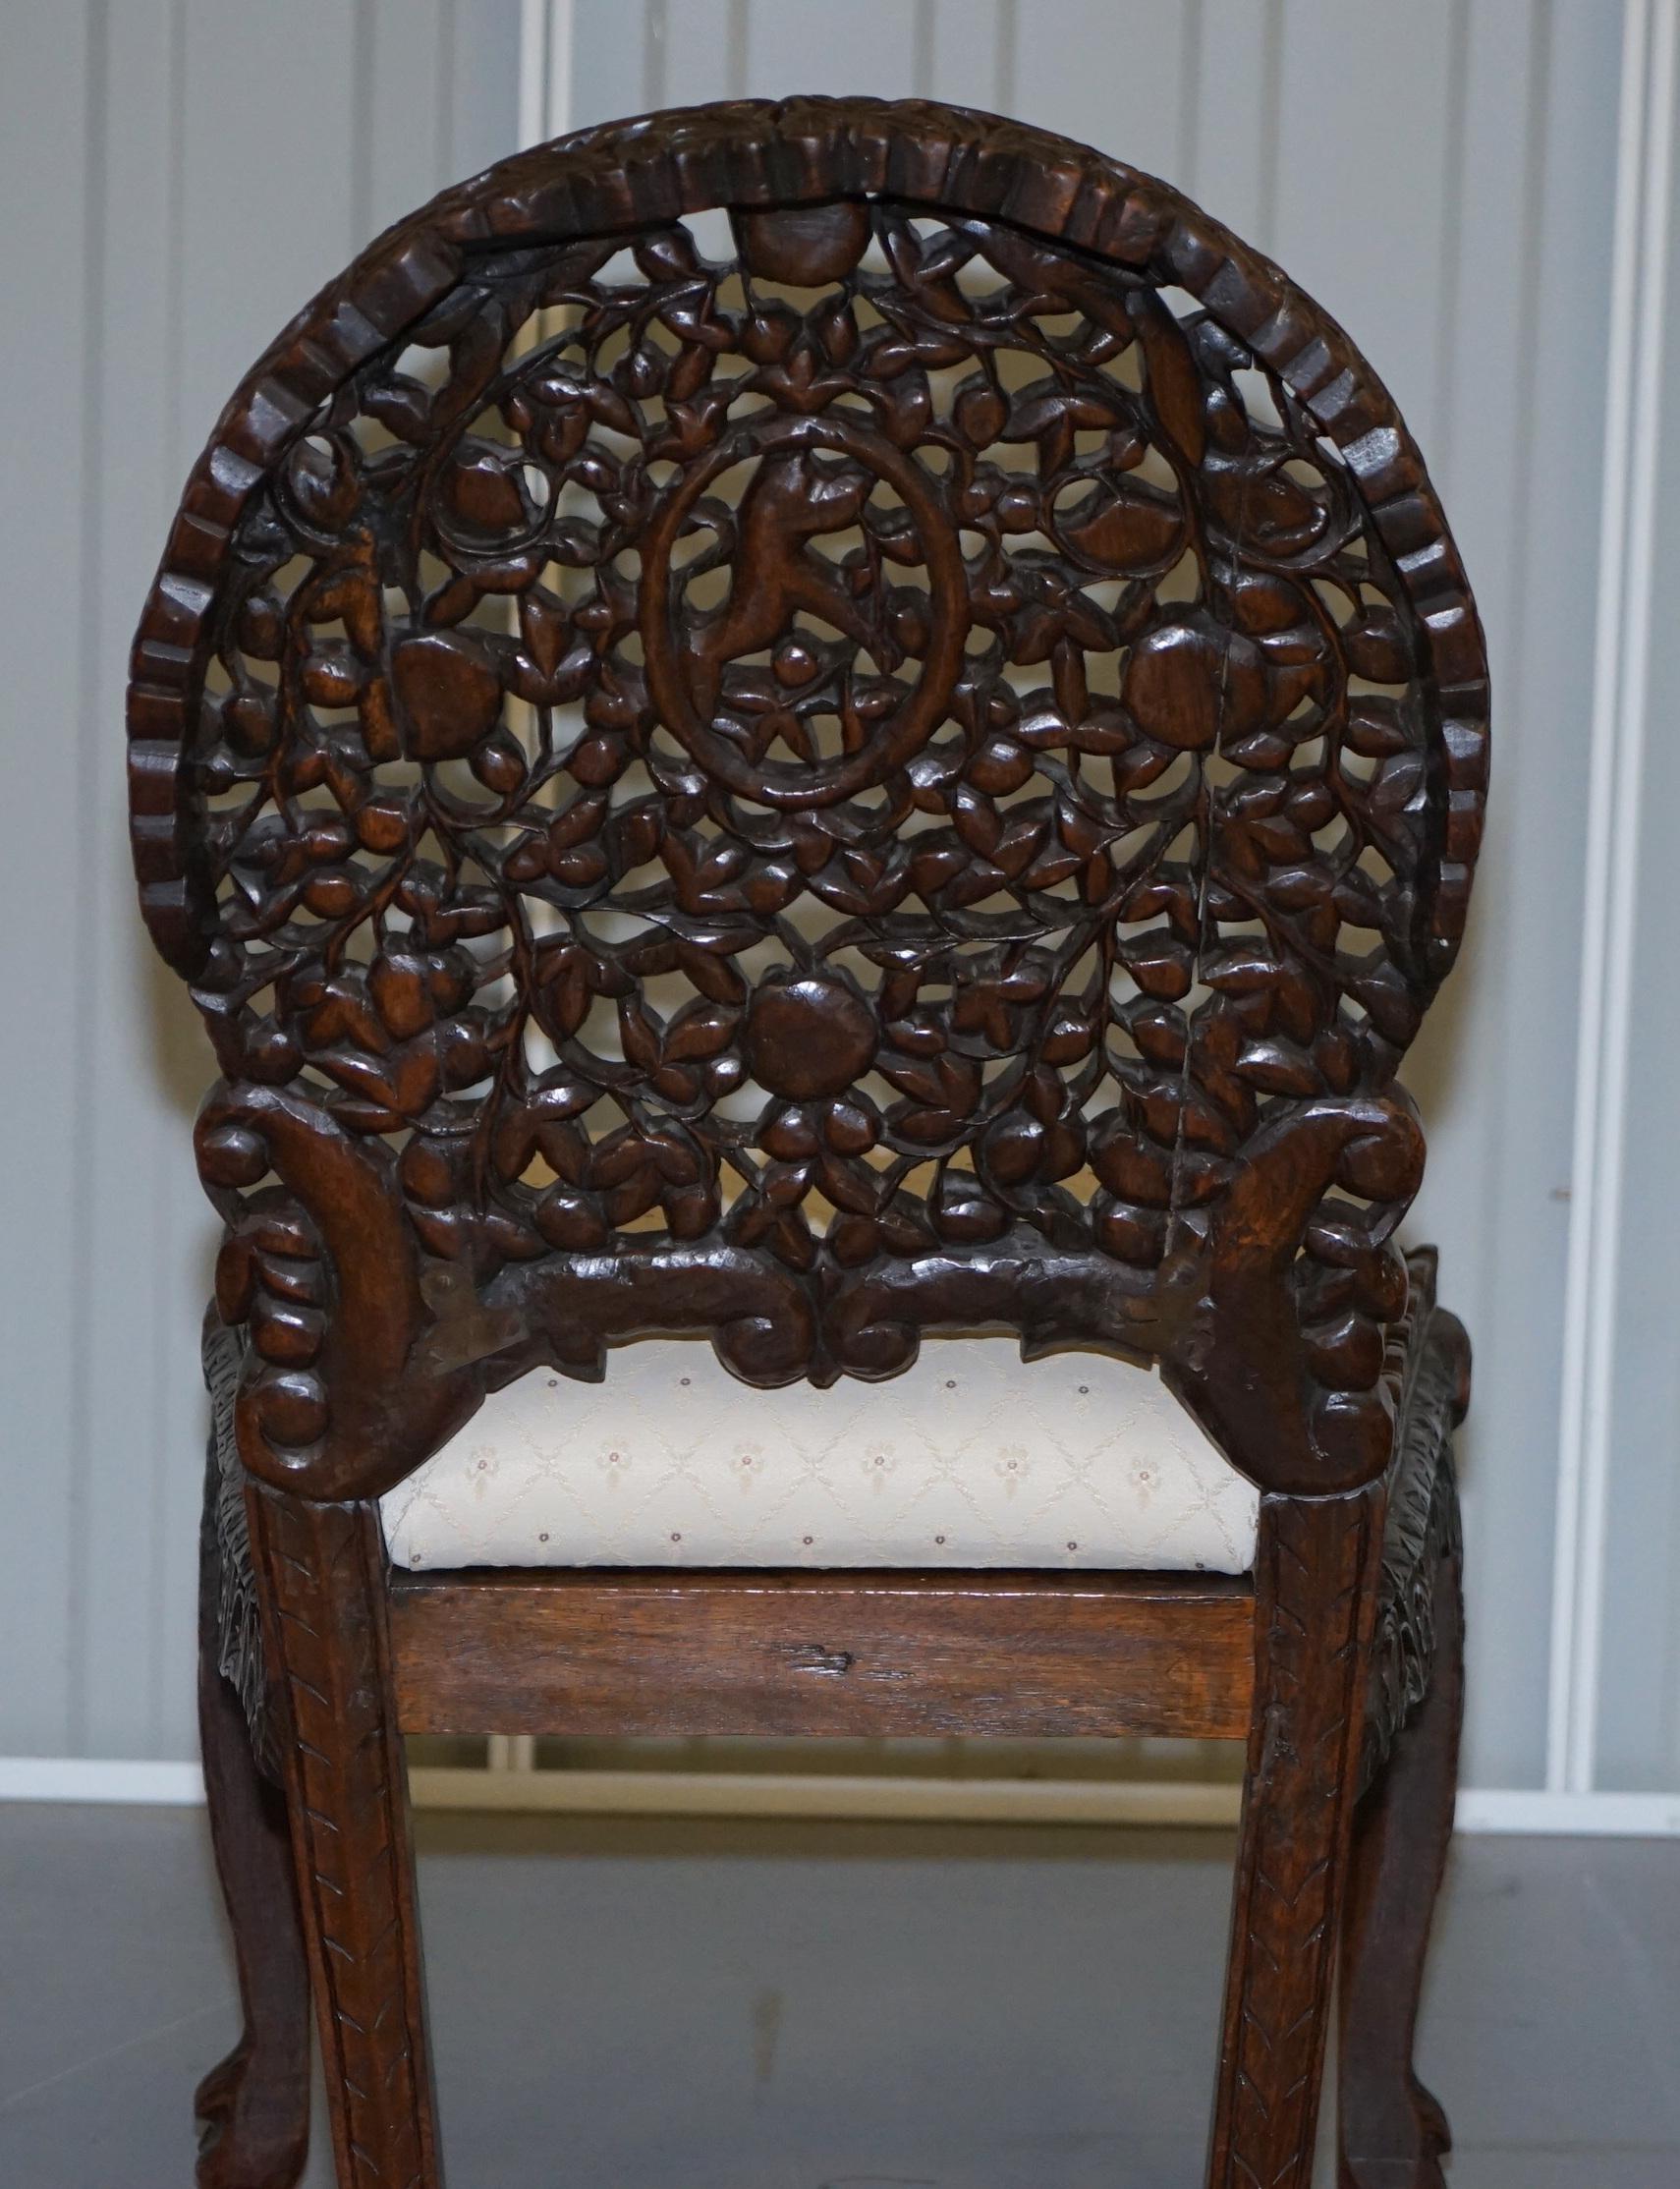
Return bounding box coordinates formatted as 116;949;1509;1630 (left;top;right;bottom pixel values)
132;100;1486;1496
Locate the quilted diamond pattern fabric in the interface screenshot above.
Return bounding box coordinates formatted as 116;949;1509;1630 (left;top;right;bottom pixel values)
378;1343;1258;1574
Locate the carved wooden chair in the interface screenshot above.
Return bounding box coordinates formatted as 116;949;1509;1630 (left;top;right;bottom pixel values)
128;97;1485;2189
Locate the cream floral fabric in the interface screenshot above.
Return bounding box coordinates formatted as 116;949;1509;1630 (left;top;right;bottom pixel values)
378;1342;1258;1574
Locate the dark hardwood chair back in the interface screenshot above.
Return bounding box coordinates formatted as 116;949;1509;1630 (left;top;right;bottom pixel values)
127;98;1486;2189
129;98;1485;1510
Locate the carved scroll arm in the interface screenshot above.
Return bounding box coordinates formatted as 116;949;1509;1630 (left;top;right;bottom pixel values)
196;1081;479;1500
1162;1093;1426;1495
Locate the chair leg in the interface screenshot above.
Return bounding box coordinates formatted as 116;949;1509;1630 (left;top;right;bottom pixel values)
196;1482;311;2189
1206;1487;1384;2189
1337;1534;1464;2189
251;1487;442;2189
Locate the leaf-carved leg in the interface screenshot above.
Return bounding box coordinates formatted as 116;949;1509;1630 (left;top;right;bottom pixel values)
250;1486;440;2189
196;1461;311;2188
1206;1487;1384;2189
1338;1506;1464;2187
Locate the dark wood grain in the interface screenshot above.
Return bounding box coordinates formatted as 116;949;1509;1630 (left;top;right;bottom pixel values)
126;95;1486;2189
249;1490;439;2189
1208;1486;1385;2188
135;94;1484;1511
389;1567;1256;1740
1339;1511;1465;2188
195;1458;310;2189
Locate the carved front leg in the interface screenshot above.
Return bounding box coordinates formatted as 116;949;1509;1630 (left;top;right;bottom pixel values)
1339;1302;1469;2188
196;1455;310;2189
1339;1515;1462;2189
249;1486;439;2189
1206;1485;1384;2189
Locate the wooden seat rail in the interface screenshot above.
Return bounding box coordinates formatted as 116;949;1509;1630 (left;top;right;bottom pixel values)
388;1567;1257;1743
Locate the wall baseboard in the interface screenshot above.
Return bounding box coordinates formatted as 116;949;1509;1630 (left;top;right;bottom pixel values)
407;1767;1245;1826
1455;1787;1680;1835
6;1756;1680;1834
0;1758;206;1805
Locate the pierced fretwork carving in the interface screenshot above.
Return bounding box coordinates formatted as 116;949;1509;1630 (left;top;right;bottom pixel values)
132;101;1485;1502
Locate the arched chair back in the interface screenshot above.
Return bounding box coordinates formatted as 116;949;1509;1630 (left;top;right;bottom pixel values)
130;98;1485;1508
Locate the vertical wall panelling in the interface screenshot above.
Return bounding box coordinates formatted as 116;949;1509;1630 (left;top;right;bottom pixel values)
924;0;1010;113
739;0;918;103
451;0;527;175
0;2;94;1758
366;4;523;229
1185;1;1280;240
1597;29;1680;1784
1558;0;1680;1792
1008;1;1192;186
552;0;1652;1812
366;2;452;237
525;0;574;142
571;0;647;127
521;0;549;144
5;0;1669;1817
178;2;360;446
141;0;365;1768
1406;0;1596;1793
0;1;523;1768
78;0;198;1762
1268;3;1460;454
647;0;739;113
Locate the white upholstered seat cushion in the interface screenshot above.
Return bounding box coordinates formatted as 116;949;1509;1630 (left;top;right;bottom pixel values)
378;1341;1258;1575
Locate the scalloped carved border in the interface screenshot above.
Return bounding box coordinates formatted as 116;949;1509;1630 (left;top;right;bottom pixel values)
128;95;1486;992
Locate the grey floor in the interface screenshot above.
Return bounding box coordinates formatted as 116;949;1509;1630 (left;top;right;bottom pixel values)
1;1803;1675;2188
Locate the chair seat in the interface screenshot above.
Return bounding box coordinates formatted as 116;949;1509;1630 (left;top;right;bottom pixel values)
378;1342;1258;1575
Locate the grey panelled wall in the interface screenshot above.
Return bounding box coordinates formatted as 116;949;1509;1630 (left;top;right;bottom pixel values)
565;0;1625;1797
1599;7;1680;1795
0;0;522;1764
0;0;1653;1797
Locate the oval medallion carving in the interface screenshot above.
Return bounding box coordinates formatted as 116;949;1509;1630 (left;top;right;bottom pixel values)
640;413;969;807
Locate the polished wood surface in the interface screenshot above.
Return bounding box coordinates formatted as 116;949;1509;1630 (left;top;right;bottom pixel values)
248;1488;440;2189
390;1567;1256;1741
194;1457;309;2189
136;94;1485;1512
127;95;1484;2189
1209;1486;1384;2184
1339;1518;1465;2188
